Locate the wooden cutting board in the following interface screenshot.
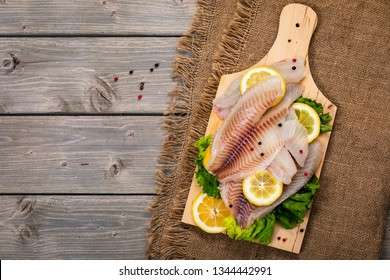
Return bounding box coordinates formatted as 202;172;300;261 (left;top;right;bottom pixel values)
182;3;337;254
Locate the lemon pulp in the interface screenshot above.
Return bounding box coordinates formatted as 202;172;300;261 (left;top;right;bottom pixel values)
192;193;230;233
292;102;321;143
242;170;283;206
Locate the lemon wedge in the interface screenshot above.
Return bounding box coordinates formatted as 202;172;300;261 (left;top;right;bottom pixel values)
242;170;283;206
292;103;321;143
202;146;211;167
192;193;230;233
240;66;286;106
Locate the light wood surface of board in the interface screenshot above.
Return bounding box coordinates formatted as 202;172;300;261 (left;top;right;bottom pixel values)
182;4;337;254
0;0;388;259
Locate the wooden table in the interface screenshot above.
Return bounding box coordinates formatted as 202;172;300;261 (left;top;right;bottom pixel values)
0;0;388;259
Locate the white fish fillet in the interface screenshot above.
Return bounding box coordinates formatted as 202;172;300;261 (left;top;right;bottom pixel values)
220;180;244;218
236;141;323;228
267;147;297;184
213;76;241;120
212;58;306;120
214;85;303;183
284;108;309;167
256;84;304;130
216;119;296;183
206;57;319;229
271;57;306;84
206;76;282;175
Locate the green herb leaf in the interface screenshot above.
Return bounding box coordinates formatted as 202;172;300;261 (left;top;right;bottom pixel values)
320;124;333;133
222;213;275;245
194;135;212;161
295;97;333;132
274;175;320;229
320;112;332;123
295;97;323;114
194;136;221;198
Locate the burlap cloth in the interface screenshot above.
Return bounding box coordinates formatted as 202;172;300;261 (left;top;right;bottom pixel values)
148;0;389;259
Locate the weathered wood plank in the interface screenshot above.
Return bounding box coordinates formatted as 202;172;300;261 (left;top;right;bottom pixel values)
0;116;164;193
0;195;388;259
0;38;179;114
0;195;153;259
0;0;195;36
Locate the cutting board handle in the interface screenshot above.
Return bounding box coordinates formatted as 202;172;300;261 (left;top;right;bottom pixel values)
262;4;318;64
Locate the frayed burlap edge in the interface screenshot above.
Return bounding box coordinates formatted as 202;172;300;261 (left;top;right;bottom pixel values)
148;0;265;259
197;0;260;125
147;0;262;260
147;0;219;259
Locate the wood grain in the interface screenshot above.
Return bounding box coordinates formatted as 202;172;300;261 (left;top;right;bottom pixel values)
0;0;195;36
0;0;388;261
0;116;163;194
0;197;387;260
0;195;153;259
0;38;179;114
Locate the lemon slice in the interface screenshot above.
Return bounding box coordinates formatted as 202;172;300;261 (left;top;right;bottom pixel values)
192;193;230;233
292;103;321;143
240;66;286;106
203;146;211;167
242;170;283;206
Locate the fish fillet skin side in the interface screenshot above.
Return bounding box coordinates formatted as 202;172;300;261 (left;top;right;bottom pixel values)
267;147;297;184
237;141;323;228
214;85;303;183
206;76;282;175
212;58;306;120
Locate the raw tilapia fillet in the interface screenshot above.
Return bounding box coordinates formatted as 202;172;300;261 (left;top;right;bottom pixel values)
284;108;309;167
216;118;296;183
206;76;283;175
267;147;297;184
213;58;306;120
219;180;244;219
213;76;241;120
213;85;304;183
223;141;323;228
271;58;306;84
